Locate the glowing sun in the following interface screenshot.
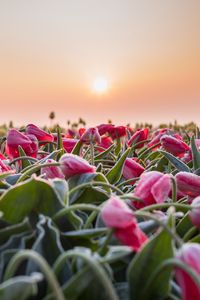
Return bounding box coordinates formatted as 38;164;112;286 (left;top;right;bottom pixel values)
93;77;108;93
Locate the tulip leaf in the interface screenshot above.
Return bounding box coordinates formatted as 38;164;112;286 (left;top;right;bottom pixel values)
0;177;63;223
72;140;82;155
95;144;115;160
159;150;191;172
0;275;42;300
191;136;200;170
106;148;131;184
128;223;174;299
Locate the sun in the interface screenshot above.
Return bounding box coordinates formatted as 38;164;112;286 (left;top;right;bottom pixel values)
93;77;108;94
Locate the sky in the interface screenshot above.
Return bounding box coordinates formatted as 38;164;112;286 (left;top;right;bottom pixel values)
0;0;200;127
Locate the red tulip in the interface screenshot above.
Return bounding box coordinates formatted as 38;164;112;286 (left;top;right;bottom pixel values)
41;159;64;179
5;129;38;159
175;243;200;300
101;196;148;251
96;136;113;152
107;126;127;140
128;128;149;149
0;152;6;160
62;138;78;153
133;171;171;208
175;172;200;199
26;124;54;144
189;196;200;229
122;158;144;184
59;153;95;179
160;135;190;157
97;124;114;136
80;127;101;144
0;160;13;173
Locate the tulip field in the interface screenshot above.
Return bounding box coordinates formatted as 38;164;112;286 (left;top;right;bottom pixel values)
1;123;200;300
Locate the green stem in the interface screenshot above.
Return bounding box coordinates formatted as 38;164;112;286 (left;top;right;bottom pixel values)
139;202;192;212
4;250;65;300
183;227;198;242
138;142;160;159
67;181;124;198
9;156;38;165
171;177;177;202
53;251;119;300
17;162;60;183
134;211;183;247
53;204;100;222
116;177;140;187
98;229;114;256
90;141;95;165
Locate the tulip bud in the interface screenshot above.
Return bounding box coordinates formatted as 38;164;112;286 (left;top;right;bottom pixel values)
175;172;200;199
59;153;95;179
133;171;171;208
101;196;148;251
26;124;54;144
189;196;200;229
175;243;200;300
80;127;101;144
122;158;144;184
41;159;64;179
128;128;149;148
62;138;78;153
160;135;190;157
5;129;38;159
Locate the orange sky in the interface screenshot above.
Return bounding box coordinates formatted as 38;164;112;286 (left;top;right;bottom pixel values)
0;0;200;126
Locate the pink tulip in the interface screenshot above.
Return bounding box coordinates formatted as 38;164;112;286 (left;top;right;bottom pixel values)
122;158;144;184
107;126;127;140
62;138;78;153
101;196;148;251
5;129;38;159
80;127;101;144
97;124;114;136
128;128;149;149
160;135;190;157
175;243;200;300
41;159;64;179
176;172;200;199
189;197;200;229
26;124;54;144
59;153;95;179
133;171;171;208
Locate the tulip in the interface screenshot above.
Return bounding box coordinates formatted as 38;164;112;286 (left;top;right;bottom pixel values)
41;159;64;179
189;196;200;229
62;138;78;153
160;135;190;157
128;128;149;149
133;171;171;208
0;152;6;160
176;172;200;199
101;196;148;251
175;243;200;300
59;153;95;179
122;158;144;184
96;136;112;152
0;160;12;173
5;129;38;159
80;127;101;144
107;126;127;140
26;124;54;144
97;124;114;136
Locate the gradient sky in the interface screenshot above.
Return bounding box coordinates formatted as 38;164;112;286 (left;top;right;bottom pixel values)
0;0;200;126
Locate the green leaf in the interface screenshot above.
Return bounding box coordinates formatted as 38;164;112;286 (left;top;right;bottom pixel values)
176;213;193;237
72;140;82;155
0;274;42;300
106;148;131;184
0;176;63;223
18;146;32;169
95;144;115;160
128;225;174;300
191;136;200;170
159;150;191;172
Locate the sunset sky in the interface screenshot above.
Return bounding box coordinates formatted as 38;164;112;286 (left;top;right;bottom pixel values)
0;0;200;127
